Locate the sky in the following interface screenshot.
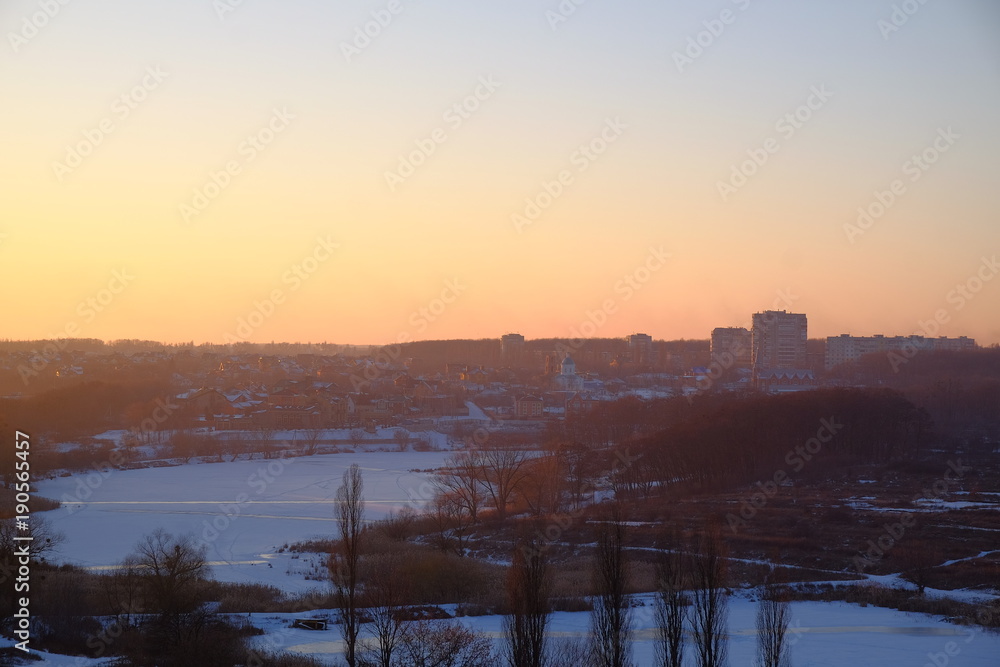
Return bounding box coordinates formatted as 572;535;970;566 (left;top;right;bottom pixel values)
1;0;998;346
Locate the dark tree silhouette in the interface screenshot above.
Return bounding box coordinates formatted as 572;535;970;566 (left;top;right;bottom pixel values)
592;504;632;667
654;532;687;667
691;529;728;667
332;463;364;667
504;534;550;667
755;585;792;667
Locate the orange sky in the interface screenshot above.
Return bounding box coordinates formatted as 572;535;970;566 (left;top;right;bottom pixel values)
2;0;998;345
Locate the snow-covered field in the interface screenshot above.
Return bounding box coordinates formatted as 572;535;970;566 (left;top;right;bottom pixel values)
248;595;1000;666
18;452;1000;665
6;595;1000;667
17;452;1000;667
35;451;450;589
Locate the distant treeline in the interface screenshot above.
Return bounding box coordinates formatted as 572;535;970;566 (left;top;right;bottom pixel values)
617;388;932;497
0;338;356;356
0;380;172;438
832;348;1000;435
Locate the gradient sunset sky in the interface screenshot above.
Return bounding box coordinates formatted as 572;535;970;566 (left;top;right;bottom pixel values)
2;0;998;345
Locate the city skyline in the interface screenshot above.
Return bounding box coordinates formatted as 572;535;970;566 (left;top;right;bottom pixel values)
3;0;999;346
5;4;1000;660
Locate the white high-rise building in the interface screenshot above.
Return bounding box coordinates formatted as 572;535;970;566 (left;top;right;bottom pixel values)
752;311;807;371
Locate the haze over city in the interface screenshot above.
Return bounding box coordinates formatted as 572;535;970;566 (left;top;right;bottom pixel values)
3;2;1000;666
2;0;998;346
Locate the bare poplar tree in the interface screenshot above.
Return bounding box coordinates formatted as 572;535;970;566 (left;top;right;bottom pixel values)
504;535;550;667
755;585;792;667
592;504;632;667
366;552;407;667
654;533;687;667
332;463;364;667
691;530;728;667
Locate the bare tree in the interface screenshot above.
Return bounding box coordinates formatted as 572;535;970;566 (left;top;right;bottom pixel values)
366;552;408;667
430;491;473;556
397;620;496;667
435;451;485;523
393;428;410;452
547;638;591;667
0;516;64;561
169;430;200;463
592;504;632;667
132;529;209;647
302;428;324;456
219;434;239;462
900;542;942;595
654;535;687;667
237;429;256;460
255;425;277;459
504;535;550;667
103;554;144;628
691;530;729;667
563;443;601;510
1;517;64;623
755;585;792;667
332;463;365;667
520;454;565;517
481;447;530;521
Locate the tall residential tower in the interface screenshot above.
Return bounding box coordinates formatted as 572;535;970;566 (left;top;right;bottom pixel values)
751;311;807;371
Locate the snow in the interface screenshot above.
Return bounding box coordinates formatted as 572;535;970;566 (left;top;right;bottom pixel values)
0;638;105;666
34;451;449;589
914;499;1000;510
242;594;1000;666
435;401;491;422
10;594;1000;665
23;452;1000;666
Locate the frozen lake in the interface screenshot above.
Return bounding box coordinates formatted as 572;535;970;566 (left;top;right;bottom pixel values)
35;451;449;588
